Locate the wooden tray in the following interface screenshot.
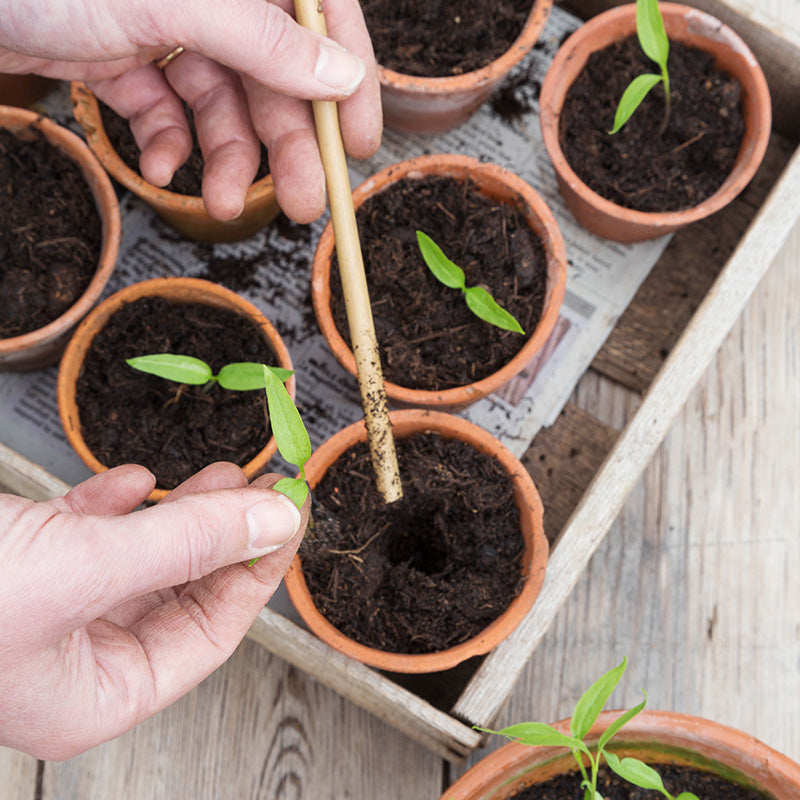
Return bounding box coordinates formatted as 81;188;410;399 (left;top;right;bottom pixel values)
3;0;799;764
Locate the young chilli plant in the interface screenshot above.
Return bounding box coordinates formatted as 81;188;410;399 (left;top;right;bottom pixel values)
477;658;699;800
126;354;311;513
609;0;671;135
416;231;525;335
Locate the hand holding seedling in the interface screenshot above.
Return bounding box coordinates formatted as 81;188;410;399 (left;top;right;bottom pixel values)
0;0;380;223
126;355;311;511
0;462;307;760
416;231;525;334
609;0;671;134
478;658;699;800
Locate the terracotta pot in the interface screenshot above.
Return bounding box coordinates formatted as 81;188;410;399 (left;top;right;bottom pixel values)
539;3;772;243
284;408;548;673
0;106;120;372
442;710;800;799
379;0;553;134
57;277;294;502
0;73;58;107
70;82;280;242
312;154;567;411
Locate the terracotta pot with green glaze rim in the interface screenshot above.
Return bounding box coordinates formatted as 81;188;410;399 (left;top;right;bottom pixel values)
57;277;294;503
71;82;280;242
378;0;553;134
539;3;771;243
442;710;800;800
0;106;120;372
312;153;567;411
284;408;548;674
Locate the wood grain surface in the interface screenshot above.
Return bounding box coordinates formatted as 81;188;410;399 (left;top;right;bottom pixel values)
2;1;799;797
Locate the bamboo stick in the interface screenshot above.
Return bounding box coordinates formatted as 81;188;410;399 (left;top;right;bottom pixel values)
293;0;402;503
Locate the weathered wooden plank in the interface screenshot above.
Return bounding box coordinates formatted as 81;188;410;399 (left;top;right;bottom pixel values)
0;443;70;501
522;403;619;546
592;134;795;394
451;139;800;731
42;637;444;800
0;747;38;800
246;608;482;761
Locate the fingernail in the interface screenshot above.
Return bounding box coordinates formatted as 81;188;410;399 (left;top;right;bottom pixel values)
315;42;366;94
246;496;302;555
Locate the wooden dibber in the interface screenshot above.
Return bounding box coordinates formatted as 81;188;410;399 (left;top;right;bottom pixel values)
293;0;402;503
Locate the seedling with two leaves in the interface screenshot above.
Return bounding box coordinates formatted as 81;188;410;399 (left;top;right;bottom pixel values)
610;0;671;135
477;658;699;800
416;231;525;335
126;354;311;512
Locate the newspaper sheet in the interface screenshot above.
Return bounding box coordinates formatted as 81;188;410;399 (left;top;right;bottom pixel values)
0;5;671;488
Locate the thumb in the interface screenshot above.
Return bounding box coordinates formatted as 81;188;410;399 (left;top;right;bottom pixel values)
144;0;366;99
28;485;304;634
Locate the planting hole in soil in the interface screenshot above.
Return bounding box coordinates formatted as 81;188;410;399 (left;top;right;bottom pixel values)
361;0;533;77
98;101;270;197
74;297;277;490
300;433;525;655
329;174;548;391
559;37;746;212
0;128;101;339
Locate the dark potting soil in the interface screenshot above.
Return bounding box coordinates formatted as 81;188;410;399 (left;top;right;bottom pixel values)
98;101;270;197
559;37;745;212
361;0;533;77
0;127;101;339
507;763;767;800
75;297;276;490
329;175;548;391
300;433;525;654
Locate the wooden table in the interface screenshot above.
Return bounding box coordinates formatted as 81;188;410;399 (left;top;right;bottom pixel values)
3;1;800;796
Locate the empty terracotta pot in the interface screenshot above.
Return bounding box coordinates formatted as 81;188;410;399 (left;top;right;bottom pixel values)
312;153;567;411
71;82;280;242
0;106;120;371
539;3;772;242
57;277;294;502
285;408;548;673
378;0;553;134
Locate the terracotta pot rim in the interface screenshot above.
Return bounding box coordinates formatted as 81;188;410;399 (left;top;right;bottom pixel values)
443;710;800;799
312;153;567;410
538;3;772;239
0;106;120;362
56;277;293;503
70;81;274;209
284;408;548;673
378;0;554;90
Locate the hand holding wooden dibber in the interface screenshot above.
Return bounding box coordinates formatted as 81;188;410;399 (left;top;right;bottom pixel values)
294;0;403;503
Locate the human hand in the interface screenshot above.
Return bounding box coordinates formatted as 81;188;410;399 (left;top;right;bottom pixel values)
0;0;381;223
0;462;308;760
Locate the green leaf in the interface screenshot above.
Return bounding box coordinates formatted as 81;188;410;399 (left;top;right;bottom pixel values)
608;73;662;134
604;753;668;794
636;0;669;69
571;658;627;739
675;793;700;800
597;692;647;752
217;362;295;391
261;365;311;471
273;477;309;510
126;354;213;385
416;230;466;289
476;722;580;749
464;286;525;334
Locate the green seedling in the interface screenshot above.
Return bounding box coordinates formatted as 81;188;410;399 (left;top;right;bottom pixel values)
126;354;311;515
416;231;525;335
609;0;671;135
477;658;699;800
